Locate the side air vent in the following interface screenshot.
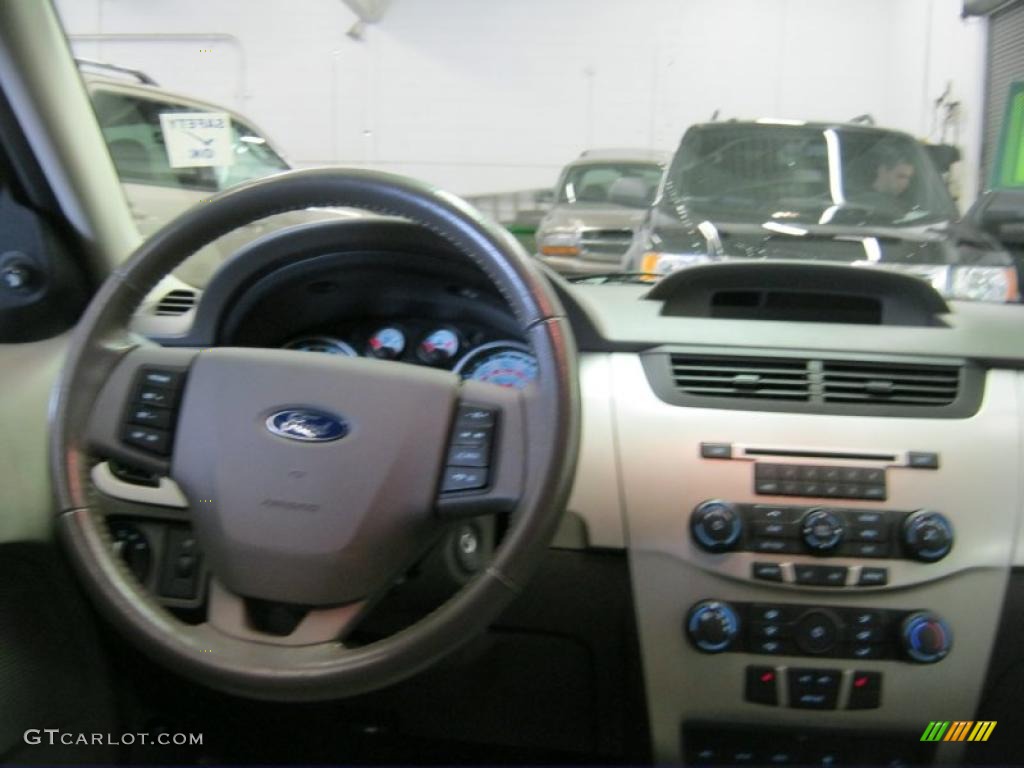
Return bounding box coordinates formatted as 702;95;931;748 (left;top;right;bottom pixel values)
670;355;811;401
822;361;960;406
155;289;197;316
647;350;982;418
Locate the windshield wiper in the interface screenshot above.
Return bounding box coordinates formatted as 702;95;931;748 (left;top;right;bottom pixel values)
568;272;660;285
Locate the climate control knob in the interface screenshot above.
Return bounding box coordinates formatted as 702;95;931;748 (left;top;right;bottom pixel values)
901;611;952;663
686;600;740;653
902;510;954;562
690;500;743;553
801;508;844;553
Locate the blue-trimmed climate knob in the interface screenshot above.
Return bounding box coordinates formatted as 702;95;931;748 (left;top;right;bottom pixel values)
901;612;952;663
686;600;740;653
902;510;954;562
690;500;743;553
801;508;845;553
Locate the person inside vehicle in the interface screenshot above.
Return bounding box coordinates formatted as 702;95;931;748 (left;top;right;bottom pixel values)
855;143;917;212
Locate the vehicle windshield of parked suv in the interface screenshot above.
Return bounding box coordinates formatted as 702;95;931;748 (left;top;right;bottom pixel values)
668;123;958;227
559;163;663;204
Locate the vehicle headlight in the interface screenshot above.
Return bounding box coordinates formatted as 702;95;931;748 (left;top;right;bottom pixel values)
640;251;711;275
538;229;581;257
950;266;1019;303
854;263;1019;304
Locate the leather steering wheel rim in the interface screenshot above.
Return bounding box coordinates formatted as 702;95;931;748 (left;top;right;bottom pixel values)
49;168;580;700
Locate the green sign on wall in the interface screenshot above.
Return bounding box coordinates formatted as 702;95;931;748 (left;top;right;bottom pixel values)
993;81;1024;188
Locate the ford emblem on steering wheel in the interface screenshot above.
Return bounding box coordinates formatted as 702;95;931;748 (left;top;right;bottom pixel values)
266;408;350;442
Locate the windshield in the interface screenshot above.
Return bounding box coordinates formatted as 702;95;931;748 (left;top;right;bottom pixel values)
61;2;1022;304
667;124;959;227
558;163;663;204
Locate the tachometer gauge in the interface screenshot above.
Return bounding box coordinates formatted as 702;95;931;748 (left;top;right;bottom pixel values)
453;342;538;390
367;326;406;360
417;328;461;365
282;336;357;356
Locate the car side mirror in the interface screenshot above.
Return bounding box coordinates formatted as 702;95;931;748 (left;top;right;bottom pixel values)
965;188;1024;247
534;189;554;205
608;177;654;208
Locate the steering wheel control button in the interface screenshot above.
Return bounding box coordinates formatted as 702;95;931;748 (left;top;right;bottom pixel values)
120;367;188;457
447;446;488;468
128;405;173;430
901;612;952;663
456;406;495;427
141;369;183;389
847;671;883;710
700;442;733;459
902;510;954;562
137;386;176;408
123;426;171;456
452;427;491;447
795;611;840;655
441;406;497;494
857;567;889;587
794;565;848;587
907;451;940;469
801;509;845;553
788;668;841;710
441;467;488;493
685;600;740;653
745;666;780;706
752;562;784;582
690;501;743;553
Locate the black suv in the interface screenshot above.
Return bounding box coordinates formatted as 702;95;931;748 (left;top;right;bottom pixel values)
623;120;1017;303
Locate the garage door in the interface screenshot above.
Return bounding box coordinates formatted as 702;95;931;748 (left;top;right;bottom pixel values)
983;1;1024;186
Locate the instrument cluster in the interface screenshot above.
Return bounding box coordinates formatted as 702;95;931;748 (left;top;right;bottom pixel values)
281;321;538;390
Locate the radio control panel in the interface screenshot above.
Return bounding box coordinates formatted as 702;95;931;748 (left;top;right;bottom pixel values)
691;500;954;563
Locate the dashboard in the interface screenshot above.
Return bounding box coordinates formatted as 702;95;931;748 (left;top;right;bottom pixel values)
111;217;1024;766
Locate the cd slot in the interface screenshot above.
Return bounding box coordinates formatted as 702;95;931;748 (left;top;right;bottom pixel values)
742;448;897;462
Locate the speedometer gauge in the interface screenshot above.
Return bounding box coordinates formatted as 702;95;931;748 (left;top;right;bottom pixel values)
282;336;357;356
453;342;538;390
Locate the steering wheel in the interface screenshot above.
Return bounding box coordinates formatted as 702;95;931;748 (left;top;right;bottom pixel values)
49;169;580;701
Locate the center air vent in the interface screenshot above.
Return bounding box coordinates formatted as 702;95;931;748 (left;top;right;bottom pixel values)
651;351;979;418
670;355;811;401
155;289;197;316
822;361;960;406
